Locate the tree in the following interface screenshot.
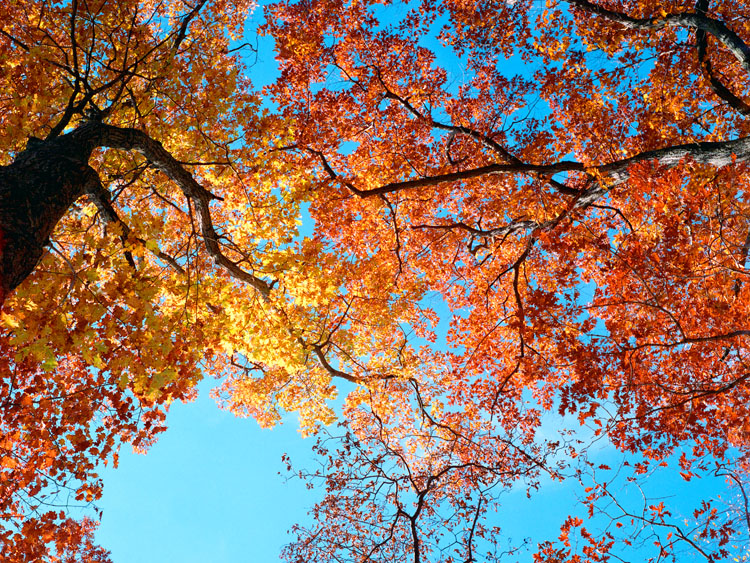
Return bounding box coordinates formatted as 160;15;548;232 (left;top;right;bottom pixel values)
1;0;750;561
262;0;750;560
0;0;267;558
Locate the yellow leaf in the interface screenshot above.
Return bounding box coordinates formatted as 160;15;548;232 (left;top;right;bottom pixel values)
0;312;20;329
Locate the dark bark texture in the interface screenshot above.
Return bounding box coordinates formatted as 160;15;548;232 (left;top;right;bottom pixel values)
0;126;96;301
0;120;272;305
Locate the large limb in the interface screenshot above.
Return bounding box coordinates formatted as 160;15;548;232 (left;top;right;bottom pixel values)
307;134;750;203
91;123;273;296
0;136;96;300
694;0;750;115
567;0;750;74
298;133;750;278
568;0;750;115
0;121;272;303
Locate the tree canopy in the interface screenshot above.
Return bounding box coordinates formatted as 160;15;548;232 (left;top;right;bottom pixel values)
1;0;749;561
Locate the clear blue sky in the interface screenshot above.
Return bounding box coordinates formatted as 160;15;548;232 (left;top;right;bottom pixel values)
93;377;732;562
95;378;321;562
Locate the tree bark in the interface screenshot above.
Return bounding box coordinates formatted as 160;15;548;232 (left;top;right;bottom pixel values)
0;125;98;303
0;120;272;306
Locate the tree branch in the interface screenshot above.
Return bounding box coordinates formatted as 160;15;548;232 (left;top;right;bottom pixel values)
83;171;185;274
695;0;750;116
171;0;209;54
306;133;750;209
377;77;580;196
87;123;273;295
568;0;750;75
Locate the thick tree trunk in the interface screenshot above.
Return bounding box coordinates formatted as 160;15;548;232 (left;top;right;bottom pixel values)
0;130;96;303
0;120;272;306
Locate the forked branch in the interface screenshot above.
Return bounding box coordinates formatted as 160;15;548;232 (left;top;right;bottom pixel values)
84;123;273;295
568;0;750;74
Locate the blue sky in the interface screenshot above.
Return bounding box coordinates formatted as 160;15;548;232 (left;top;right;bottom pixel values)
93;377;734;562
95;378;320;562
